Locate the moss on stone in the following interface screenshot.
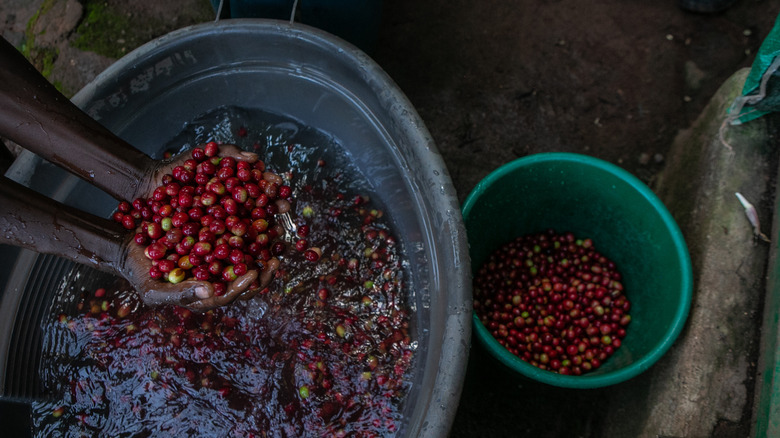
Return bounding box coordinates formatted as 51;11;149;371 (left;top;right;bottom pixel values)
72;1;142;59
21;0;61;91
38;46;58;78
71;0;215;59
23;0;57;55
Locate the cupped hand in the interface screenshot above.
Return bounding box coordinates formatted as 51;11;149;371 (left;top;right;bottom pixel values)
120;144;281;311
121;236;280;310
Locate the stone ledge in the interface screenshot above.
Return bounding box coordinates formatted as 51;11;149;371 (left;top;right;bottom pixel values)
602;68;775;437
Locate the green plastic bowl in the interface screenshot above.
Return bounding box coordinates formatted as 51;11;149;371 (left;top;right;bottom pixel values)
462;153;692;389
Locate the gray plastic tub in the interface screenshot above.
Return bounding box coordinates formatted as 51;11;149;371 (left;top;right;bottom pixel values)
0;19;471;437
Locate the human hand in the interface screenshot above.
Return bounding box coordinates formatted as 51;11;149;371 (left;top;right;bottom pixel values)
121;236;280;310
118;144;281;311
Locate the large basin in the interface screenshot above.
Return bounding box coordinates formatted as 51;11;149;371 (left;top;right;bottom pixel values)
0;19;471;437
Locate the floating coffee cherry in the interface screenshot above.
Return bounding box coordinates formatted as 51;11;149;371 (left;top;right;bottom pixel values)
473;230;631;375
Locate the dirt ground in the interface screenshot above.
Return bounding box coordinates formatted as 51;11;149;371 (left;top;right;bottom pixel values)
373;0;780;202
4;0;780;436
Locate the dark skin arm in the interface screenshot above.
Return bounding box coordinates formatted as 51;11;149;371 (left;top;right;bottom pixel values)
0;36;151;202
0;173;278;310
0;37;277;309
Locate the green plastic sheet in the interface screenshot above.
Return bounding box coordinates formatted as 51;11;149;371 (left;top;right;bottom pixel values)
730;13;780;125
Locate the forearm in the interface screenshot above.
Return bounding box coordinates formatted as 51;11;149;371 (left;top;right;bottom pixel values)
0;37;153;201
0;176;126;275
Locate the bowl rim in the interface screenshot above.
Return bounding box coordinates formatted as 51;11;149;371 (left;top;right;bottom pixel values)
462;152;693;388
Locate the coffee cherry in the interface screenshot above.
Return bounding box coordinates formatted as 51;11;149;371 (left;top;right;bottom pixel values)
473;230;631;376
116;142;303;286
204;141;219;157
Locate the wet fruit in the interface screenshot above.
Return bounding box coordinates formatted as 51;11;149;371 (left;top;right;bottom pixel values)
113;142;300;290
